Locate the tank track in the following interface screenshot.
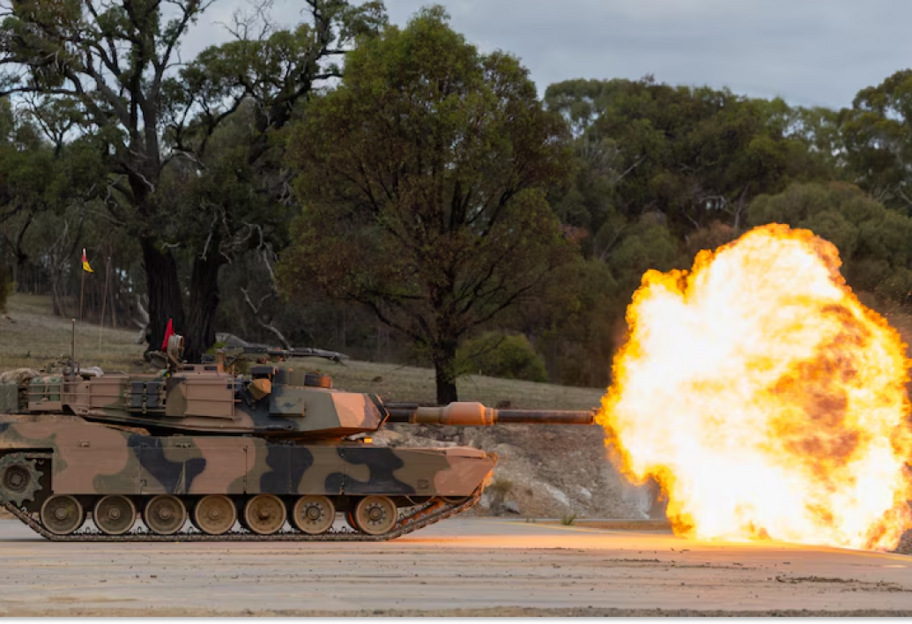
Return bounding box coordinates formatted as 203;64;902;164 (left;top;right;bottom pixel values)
0;489;481;542
0;452;482;542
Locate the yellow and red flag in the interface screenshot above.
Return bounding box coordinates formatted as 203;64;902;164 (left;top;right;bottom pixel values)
81;248;94;273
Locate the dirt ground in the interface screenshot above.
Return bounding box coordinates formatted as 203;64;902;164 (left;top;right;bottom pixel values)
3;607;909;617
0;517;910;617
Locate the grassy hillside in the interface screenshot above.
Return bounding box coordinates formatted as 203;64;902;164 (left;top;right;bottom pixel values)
0;295;146;373
0;294;605;411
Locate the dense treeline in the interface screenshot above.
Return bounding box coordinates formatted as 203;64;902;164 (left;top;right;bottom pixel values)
0;2;911;401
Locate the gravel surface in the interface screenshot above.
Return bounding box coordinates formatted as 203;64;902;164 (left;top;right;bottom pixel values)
0;518;910;616
3;607;912;617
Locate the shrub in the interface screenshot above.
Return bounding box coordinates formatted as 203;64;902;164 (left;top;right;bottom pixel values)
456;332;548;382
488;477;514;497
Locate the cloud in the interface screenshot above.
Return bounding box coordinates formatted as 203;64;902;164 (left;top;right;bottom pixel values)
183;0;912;110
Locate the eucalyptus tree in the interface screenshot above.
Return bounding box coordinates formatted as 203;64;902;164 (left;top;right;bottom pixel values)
0;0;386;358
279;8;575;403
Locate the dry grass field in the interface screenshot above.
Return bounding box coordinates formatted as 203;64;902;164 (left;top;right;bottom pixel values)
0;295;146;373
0;294;605;411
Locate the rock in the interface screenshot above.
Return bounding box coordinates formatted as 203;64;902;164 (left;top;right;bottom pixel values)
493;443;520;458
535;481;571;508
372;430;401;446
504;501;521;515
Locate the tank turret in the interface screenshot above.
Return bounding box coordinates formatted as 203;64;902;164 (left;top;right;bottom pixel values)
5;357;594;439
0;335;597;542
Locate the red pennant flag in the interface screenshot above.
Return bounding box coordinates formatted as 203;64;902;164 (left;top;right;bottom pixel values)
161;318;174;350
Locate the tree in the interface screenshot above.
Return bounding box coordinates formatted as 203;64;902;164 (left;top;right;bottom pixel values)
0;0;386;360
839;69;912;215
544;78;827;238
749;182;912;303
0;98;106;315
279;7;575;404
167;1;385;359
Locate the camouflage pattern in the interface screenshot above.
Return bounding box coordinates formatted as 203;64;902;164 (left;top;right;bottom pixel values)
21;365;386;438
0;352;592;538
0;417;493;499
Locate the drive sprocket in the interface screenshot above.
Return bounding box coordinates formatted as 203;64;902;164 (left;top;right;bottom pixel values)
0;453;43;506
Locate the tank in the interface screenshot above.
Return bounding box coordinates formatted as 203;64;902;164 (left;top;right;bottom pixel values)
0;335;595;541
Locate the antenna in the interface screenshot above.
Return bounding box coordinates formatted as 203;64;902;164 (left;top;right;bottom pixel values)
71;318;77;377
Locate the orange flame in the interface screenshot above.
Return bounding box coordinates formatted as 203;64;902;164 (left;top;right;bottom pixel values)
598;224;912;550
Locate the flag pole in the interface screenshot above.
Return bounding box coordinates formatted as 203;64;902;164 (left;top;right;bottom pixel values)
79;248;93;323
79;267;85;322
98;256;111;353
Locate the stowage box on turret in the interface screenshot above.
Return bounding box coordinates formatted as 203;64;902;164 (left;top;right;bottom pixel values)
0;336;594;541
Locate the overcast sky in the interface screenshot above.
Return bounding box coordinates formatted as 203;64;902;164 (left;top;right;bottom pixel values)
185;0;912;110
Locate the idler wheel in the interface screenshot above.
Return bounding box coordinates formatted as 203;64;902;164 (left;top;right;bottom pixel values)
440;496;471;505
192;495;237;535
242;494;286;535
290;495;335;535
353;496;398;536
94;495;136;535
144;495;187;535
40;495;84;535
0;455;42;506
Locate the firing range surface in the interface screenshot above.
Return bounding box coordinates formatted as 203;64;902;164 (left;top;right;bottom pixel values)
0;517;909;616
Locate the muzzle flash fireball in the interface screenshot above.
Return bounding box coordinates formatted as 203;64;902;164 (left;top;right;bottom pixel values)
598;223;912;550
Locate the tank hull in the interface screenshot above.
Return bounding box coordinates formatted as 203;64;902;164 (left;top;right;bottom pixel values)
0;415;496;541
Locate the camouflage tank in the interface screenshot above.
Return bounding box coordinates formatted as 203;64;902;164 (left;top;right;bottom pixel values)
0;335;594;541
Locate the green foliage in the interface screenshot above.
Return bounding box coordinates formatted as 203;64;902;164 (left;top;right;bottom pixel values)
456;332;548;382
280;7;574;403
0;0;388;358
7;4;912;391
545;77;831;238
749;182;912;303
601;213;681;294
508;256;622;387
489;478;514;496
838;70;912;214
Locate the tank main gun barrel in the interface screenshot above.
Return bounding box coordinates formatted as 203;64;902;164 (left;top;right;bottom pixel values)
384;402;595;426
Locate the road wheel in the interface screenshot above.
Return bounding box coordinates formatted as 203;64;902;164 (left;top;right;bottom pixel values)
94;495;136;535
290;495;335;534
353;496;398;536
243;494;286;535
192;495;237;535
40;495;84;535
144;495;187;535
